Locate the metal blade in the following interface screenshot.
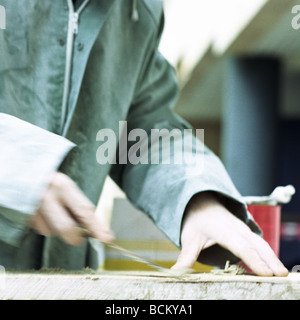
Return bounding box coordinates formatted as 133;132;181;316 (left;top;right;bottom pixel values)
88;238;191;279
80;227;192;278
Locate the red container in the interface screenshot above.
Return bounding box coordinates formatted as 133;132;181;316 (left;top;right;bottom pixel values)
247;204;281;257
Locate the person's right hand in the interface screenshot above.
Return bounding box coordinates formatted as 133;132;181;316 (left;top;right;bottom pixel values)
29;172;114;246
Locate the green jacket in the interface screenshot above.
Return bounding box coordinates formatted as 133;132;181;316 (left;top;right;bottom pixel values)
0;0;260;270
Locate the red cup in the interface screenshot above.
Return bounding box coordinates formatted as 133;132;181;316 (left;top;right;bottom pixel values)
247;204;281;257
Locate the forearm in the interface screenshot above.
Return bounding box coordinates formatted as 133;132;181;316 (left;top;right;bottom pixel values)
0;113;75;246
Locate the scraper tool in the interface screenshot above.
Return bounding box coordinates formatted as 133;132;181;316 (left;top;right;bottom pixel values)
87;236;192;279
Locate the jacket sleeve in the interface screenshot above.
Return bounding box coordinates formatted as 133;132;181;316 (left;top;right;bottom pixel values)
109;12;261;267
0;113;75;246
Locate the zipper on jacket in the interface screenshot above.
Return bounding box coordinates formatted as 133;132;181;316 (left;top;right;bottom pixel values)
71;12;79;34
60;0;90;135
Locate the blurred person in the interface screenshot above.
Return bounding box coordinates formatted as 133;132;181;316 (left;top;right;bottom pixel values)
0;0;288;276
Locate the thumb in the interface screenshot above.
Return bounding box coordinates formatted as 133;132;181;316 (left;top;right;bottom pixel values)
171;239;205;270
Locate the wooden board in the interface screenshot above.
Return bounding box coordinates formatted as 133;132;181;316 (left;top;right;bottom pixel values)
0;270;300;300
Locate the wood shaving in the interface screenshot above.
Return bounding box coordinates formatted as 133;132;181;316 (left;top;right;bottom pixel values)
210;261;246;275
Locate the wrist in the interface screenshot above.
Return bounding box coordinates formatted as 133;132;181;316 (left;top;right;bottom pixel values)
185;191;224;214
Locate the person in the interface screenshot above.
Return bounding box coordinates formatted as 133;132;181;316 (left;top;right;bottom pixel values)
0;0;288;276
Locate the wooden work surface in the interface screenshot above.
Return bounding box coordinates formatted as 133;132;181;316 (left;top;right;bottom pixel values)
0;270;300;300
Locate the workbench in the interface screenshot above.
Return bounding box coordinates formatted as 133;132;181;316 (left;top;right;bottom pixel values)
0;270;299;300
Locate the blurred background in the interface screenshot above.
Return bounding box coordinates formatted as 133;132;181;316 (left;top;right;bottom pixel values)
99;0;300;271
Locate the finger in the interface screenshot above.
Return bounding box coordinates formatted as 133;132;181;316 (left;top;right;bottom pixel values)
218;229;275;276
41;195;83;246
213;215;280;276
237;244;274;276
252;234;288;277
171;237;206;270
57;180;114;243
30;210;52;237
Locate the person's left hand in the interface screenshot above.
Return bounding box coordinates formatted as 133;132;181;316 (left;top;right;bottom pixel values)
171;192;289;277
